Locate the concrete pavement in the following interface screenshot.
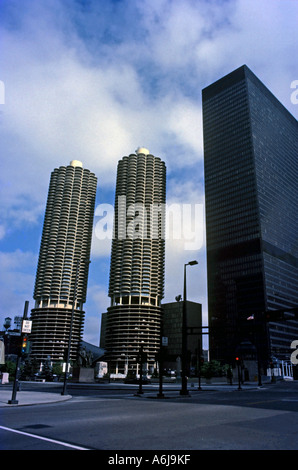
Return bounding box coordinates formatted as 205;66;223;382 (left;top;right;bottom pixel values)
0;388;72;407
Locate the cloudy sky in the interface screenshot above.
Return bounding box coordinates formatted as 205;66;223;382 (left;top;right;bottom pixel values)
0;0;297;348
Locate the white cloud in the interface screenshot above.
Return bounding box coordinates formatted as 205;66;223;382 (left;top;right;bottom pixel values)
166;101;203;163
1;6;206;239
0;250;37;327
1;0;296;216
91;229;113;259
83;283;109;345
164;182;207;332
1;0;297;347
0;250;36;270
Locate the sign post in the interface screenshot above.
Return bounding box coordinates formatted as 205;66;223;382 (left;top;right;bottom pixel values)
8;301;29;404
22;320;32;334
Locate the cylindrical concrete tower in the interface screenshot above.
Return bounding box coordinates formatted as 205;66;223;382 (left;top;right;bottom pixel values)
30;161;97;362
102;148;166;374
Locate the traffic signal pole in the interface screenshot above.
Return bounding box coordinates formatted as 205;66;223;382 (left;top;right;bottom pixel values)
134;345;145;396
236;357;242;390
8;301;29;405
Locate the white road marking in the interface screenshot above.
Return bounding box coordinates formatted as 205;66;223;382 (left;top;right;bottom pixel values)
0;425;89;450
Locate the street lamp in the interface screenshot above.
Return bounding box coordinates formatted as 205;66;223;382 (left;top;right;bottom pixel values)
61;259;90;396
180;260;198;396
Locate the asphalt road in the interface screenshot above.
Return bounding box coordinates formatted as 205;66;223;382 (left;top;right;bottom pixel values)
1;380;298;452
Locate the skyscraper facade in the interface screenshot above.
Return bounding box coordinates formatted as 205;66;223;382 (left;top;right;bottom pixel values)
101;148;166;374
202;65;298;367
30;160;97;362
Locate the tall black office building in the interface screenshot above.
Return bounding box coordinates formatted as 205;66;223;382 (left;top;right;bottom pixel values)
202;65;298;367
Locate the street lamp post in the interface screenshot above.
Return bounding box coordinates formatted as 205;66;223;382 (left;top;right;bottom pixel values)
157;314;165;398
180;260;198;396
197;337;202;391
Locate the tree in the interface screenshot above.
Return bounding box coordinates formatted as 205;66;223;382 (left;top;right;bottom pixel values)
20;357;39;380
0;360;16;379
201;360;223;379
52;362;63;380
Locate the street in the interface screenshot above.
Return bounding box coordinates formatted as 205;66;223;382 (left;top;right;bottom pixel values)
1;380;298;452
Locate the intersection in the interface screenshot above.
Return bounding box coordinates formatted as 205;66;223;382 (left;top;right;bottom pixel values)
1;380;298;451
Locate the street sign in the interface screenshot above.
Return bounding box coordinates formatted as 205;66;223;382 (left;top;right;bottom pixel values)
22;320;32;333
162;336;168;347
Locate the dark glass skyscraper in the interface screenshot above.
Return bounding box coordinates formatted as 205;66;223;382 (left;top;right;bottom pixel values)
202;65;298;367
30;160;97;362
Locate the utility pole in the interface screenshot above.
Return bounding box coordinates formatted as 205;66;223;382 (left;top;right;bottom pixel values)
8;301;29;404
180;260;198;396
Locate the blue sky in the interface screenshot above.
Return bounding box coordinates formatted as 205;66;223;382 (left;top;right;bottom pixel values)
0;0;297;347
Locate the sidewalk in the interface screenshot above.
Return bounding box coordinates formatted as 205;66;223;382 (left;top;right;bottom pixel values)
0;380;266;407
0;389;72;407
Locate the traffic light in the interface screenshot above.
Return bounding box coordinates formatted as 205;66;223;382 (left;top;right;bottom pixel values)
235;356;242;390
21;336;28;356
